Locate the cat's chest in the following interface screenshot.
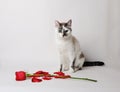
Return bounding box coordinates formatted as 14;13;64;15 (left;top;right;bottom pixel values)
57;39;74;53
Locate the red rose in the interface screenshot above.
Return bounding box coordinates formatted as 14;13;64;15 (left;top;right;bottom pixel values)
31;77;42;82
15;71;26;81
15;70;97;83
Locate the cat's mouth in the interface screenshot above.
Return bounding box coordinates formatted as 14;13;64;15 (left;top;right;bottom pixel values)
63;33;67;37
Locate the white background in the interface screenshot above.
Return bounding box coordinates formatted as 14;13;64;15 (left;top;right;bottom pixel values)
0;0;120;92
0;0;120;69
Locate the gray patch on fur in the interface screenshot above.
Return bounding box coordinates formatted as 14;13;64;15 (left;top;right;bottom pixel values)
71;58;76;70
79;52;84;59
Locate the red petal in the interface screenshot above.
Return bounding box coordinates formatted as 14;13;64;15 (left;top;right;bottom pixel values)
54;76;61;78
54;72;65;76
31;77;42;82
42;77;52;80
43;72;49;76
34;71;49;75
34;71;44;74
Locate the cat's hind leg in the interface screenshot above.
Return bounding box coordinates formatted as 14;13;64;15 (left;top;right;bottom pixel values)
71;58;85;72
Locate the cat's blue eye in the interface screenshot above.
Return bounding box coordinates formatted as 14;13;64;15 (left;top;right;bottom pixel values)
65;30;68;32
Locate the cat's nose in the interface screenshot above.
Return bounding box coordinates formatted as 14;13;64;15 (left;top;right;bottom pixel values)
63;32;67;37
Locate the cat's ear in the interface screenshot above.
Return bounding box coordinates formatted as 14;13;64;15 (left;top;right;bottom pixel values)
55;20;60;27
67;19;72;27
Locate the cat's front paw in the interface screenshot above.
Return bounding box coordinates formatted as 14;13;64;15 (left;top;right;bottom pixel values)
72;67;82;73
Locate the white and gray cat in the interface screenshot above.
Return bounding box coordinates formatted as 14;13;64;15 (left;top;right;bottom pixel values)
55;19;104;72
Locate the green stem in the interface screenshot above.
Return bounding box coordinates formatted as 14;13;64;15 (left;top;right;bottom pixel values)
70;77;97;82
26;73;45;77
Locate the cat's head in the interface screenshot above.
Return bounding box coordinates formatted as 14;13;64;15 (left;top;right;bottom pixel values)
55;19;72;39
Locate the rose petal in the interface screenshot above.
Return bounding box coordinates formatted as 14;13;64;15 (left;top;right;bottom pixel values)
34;71;44;74
54;76;61;78
42;77;52;80
31;77;42;82
54;72;65;76
34;71;49;75
42;72;49;75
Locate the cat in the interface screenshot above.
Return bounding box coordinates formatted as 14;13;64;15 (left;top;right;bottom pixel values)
55;19;104;72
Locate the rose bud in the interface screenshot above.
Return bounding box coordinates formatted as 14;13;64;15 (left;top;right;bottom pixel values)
15;71;26;81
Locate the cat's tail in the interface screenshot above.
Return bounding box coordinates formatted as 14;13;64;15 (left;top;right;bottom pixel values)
83;61;104;67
